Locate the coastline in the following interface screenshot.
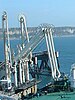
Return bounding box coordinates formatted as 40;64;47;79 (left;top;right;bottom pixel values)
0;34;75;40
54;34;75;38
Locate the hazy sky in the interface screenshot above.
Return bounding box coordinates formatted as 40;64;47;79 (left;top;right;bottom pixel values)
0;0;75;27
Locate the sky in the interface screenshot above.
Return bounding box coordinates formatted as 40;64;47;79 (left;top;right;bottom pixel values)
0;0;75;27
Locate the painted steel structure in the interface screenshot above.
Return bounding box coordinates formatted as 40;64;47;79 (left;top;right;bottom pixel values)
1;12;61;90
2;11;12;81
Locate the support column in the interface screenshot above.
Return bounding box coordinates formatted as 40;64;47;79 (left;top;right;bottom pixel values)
34;56;38;73
22;60;25;83
19;60;23;84
14;62;18;87
34;57;37;65
25;61;29;81
2;11;12;80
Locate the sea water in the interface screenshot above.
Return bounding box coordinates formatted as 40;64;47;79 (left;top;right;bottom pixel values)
0;36;75;99
0;36;75;75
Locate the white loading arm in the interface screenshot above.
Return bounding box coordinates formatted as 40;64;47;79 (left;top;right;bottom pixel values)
2;11;12;80
17;14;29;54
44;28;61;80
14;28;44;61
14;24;61;80
19;14;29;45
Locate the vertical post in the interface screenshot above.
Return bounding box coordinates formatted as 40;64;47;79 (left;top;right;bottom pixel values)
2;11;12;80
11;49;15;64
35;57;37;65
34;56;38;77
19;60;23;84
14;62;18;87
25;61;29;81
22;60;25;83
20;17;25;49
56;51;60;68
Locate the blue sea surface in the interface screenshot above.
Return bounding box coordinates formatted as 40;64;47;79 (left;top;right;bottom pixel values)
54;36;75;75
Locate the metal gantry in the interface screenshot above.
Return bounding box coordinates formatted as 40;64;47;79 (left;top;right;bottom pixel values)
1;12;61;89
14;23;61;82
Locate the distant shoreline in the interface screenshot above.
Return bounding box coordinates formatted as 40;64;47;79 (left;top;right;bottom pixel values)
0;34;75;40
54;34;75;38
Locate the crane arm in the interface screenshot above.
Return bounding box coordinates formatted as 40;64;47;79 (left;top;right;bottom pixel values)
14;29;44;61
14;26;61;80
